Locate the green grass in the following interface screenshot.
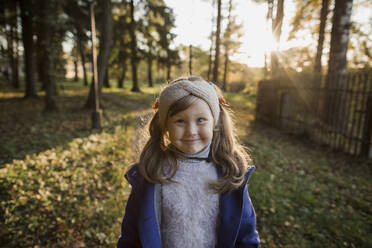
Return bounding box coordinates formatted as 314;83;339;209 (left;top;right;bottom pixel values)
1;80;371;247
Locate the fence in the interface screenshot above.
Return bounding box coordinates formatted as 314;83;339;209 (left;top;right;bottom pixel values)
256;72;372;158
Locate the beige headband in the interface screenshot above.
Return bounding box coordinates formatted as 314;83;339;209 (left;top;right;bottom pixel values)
158;79;220;128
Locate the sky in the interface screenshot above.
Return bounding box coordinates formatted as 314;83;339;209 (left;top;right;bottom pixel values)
164;0;296;67
164;0;371;67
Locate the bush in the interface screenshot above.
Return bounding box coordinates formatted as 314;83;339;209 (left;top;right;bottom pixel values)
229;81;246;93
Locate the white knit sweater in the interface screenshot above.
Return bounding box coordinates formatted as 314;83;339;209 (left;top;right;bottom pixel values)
161;144;219;248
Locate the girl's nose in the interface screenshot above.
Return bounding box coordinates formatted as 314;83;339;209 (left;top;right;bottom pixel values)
186;123;197;135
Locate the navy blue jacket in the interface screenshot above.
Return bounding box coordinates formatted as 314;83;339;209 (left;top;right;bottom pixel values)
117;164;260;248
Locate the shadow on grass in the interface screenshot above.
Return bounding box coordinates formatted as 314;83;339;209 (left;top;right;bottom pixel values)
0;90;152;166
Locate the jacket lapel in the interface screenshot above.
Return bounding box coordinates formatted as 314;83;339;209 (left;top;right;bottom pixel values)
217;166;255;247
138;182;162;248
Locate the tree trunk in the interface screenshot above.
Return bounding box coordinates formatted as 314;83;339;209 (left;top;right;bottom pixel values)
74;58;78;82
271;0;284;77
8;0;19;89
167;62;171;81
42;0;58;111
323;0;353;125
118;62;127;88
207;1;216;82
19;0;37;98
264;0;273;78
103;67;110;87
85;0;113;109
222;0;232;91
212;0;222;84
263;52;268;78
314;0;330;82
129;0;140;92
189;45;193;75
222;53;228;91
207;43;213;81
147;56;153;87
77;34;88;86
35;21;46;90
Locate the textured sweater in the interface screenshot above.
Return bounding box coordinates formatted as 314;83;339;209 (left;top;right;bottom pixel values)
161;144;219;248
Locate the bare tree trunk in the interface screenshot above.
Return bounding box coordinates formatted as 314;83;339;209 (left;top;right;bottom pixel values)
212;0;222;83
167;63;171;81
207;42;213;81
271;0;284;77
207;1;216;81
264;0;273;77
118;62;126;88
8;0;19;89
263;52;268;78
103;67;110;87
85;0;113;109
314;0;330;80
323;0;353;125
77;34;88;86
19;0;37;98
222;53;228;91
148;56;153;87
222;0;232;91
42;0;58;111
74;58;78;82
129;0;140;92
189;45;193;75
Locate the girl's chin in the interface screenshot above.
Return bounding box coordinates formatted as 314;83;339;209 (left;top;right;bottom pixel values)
178;145;204;154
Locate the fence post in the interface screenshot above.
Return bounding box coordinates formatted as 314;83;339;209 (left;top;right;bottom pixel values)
361;95;372;158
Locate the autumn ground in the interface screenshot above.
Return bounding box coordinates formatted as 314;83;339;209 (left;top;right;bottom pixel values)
0;80;371;247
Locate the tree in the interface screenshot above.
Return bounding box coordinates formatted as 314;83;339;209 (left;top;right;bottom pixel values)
253;0;285;76
18;0;37;98
109;0;130;88
323;0;353;124
129;0;140;92
142;0;165;87
207;0;216;81
271;0;284;76
222;0;243;91
212;0;222;83
64;0;91;87
155;5;178;81
39;0;60;111
85;0;114;108
288;0;330;82
314;0;330;79
4;0;20;89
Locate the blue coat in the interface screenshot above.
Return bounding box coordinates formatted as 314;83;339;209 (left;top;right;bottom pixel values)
117;164;260;248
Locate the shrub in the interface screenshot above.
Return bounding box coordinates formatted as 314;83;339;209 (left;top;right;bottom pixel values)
229;81;246;93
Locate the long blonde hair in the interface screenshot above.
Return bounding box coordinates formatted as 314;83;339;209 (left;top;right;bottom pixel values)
137;76;252;193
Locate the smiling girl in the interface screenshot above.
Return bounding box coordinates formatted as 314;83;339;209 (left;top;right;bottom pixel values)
117;76;260;248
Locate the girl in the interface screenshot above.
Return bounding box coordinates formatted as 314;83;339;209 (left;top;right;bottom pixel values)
117;76;260;248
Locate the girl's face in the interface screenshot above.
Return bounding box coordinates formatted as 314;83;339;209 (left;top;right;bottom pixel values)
166;99;214;154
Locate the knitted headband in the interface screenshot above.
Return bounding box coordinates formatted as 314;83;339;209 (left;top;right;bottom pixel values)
156;79;221;128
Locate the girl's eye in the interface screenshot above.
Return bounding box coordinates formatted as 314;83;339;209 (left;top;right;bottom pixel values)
175;119;185;123
198;118;206;123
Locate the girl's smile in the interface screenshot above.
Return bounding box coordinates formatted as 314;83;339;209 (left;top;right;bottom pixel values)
166;99;214;154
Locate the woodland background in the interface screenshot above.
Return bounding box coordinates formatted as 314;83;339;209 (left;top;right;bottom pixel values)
0;0;371;247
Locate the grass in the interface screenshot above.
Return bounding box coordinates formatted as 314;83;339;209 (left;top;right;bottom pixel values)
1;79;371;247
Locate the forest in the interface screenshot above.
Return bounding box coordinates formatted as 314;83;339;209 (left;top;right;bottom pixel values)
0;0;371;247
